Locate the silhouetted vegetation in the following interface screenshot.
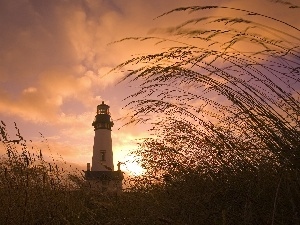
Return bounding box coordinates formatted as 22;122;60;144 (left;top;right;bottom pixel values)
0;121;99;224
1;3;300;224
113;3;300;224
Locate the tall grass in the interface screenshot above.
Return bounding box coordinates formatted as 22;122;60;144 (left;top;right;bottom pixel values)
113;4;300;175
0;121;101;224
112;3;300;224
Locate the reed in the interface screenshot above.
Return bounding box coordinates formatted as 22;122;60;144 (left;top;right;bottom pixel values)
0;121;100;224
112;3;300;224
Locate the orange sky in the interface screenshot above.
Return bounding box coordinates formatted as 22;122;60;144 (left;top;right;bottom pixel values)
0;0;299;174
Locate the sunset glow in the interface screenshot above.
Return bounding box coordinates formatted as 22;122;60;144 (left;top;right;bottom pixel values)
0;0;299;174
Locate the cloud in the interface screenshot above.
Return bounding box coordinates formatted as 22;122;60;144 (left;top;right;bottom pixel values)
0;0;136;125
0;69;94;123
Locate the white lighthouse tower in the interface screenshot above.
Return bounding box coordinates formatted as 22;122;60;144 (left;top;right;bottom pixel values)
85;101;123;193
91;101;114;171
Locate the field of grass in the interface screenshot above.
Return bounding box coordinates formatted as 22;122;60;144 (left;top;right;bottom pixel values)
1;122;299;224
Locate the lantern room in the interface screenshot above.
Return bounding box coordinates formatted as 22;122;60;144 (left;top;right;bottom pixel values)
92;101;114;130
97;101;110;115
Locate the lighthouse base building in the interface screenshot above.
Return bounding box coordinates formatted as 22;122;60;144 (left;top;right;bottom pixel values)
84;170;123;194
84;101;123;193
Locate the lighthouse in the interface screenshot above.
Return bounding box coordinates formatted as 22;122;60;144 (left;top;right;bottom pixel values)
91;101;114;171
85;101;123;193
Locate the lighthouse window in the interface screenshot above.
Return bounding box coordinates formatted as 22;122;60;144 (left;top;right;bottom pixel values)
100;150;106;161
97;108;109;114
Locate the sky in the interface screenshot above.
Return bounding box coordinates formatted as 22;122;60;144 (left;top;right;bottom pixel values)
0;0;299;175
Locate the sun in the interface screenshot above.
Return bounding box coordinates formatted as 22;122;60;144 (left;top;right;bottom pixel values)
120;155;145;176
